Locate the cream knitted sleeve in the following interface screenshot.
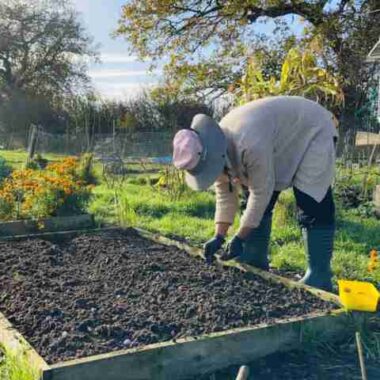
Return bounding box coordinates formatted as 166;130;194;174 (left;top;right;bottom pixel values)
240;147;275;229
214;174;239;225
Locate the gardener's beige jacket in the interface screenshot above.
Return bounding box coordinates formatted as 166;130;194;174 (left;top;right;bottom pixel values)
215;96;338;229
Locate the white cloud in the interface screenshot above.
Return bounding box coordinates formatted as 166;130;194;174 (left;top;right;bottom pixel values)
99;53;145;64
89;69;160;79
97;82;157;89
72;53;143;65
93;82;157;100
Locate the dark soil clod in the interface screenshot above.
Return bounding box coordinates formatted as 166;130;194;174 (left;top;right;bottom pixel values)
0;229;335;364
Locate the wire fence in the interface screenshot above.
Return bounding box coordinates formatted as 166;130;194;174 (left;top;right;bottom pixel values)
0;127;379;164
0;129;174;159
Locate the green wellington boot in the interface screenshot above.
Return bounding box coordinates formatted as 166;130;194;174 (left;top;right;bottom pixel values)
238;215;272;270
299;225;335;292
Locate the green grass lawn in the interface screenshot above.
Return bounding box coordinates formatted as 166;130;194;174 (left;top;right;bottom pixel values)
0;149;65;169
0;346;40;380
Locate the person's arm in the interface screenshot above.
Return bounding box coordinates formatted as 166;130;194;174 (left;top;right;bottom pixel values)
216;147;275;262
215;222;231;237
238;147;275;233
214;174;239;237
236;226;252;240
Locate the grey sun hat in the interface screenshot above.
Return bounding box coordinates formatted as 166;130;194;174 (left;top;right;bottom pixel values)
184;114;227;191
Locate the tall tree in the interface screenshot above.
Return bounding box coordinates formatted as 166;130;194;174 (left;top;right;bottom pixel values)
117;1;380;129
0;0;96;133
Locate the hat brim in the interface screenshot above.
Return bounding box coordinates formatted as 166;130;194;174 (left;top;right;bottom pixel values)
185;114;227;191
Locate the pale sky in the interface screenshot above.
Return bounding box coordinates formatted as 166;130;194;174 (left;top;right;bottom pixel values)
72;0;304;100
72;0;158;100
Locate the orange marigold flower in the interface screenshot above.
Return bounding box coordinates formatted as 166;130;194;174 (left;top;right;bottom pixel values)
368;249;379;273
370;249;378;260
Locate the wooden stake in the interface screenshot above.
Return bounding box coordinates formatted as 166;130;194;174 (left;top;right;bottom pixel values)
355;332;368;380
26;124;38;166
113;119;116;153
236;365;250;380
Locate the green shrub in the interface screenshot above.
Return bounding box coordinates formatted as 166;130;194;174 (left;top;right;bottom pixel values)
114;191;137;227
25;154;49;170
0;157;92;221
334;164;379;210
156;166;187;200
34;154;48;169
77;153;97;185
335;181;364;208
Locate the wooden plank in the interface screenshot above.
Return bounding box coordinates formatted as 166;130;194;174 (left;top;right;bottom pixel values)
0;214;95;238
42;214;95;232
355;131;380;146
26;124;38;166
0;227;109;243
43;311;349;380
0;311;49;374
374;185;380;218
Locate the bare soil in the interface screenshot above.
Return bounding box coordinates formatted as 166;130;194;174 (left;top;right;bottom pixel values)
0;229;335;364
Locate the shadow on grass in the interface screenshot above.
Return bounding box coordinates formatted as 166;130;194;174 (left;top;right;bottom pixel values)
133;199;215;220
179;201;215;219
134;203;171;218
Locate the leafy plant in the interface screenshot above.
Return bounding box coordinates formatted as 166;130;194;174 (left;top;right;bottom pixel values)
102;154;128;189
156;166;187;201
25;154;49;170
114;191;137;227
335;181;363;208
355;201;375;219
77;153;96;185
236;42;344;107
334;164;378;210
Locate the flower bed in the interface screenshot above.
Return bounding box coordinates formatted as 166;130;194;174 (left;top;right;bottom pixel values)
0;157;93;221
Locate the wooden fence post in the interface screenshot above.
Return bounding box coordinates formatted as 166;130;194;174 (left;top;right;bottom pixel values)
374;185;380;218
26;124;38;166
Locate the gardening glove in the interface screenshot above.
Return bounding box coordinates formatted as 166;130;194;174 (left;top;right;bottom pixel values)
204;235;225;264
220;235;245;261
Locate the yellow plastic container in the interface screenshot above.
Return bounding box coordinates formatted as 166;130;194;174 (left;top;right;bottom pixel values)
338;280;380;312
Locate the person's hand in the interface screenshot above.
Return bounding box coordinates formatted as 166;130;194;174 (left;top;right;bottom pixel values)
204;235;225;264
220;235;245;261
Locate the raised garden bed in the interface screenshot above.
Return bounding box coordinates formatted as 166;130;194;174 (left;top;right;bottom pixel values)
0;228;353;380
0;214;94;238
